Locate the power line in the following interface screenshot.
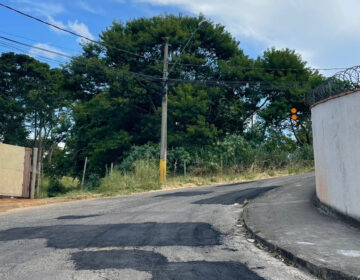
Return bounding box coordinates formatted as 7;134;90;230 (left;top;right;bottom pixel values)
168;59;348;72
0;36;72;58
0;36;315;88
0;30;82;54
0;34;326;91
0;2;162;62
0;35;167;82
0;41;67;64
0;2;349;74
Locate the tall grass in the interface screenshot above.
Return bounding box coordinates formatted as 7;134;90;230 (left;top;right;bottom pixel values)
37;176;79;198
97;160;161;196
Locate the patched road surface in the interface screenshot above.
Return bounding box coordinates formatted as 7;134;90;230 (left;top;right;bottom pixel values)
0;174;317;280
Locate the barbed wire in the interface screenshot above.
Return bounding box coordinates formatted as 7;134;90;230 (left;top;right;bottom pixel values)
306;65;360;106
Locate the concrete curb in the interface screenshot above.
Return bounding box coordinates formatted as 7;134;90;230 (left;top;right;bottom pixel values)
312;195;360;230
242;207;358;280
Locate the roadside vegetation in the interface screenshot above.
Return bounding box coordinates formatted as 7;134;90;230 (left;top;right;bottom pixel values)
0;15;321;199
38;135;314;198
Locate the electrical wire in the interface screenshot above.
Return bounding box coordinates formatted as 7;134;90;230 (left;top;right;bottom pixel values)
0;36;72;58
167;60;348;72
0;2;163;62
0;30;82;54
0;32;325;91
0;2;350;74
0;41;67;65
0;36;317;90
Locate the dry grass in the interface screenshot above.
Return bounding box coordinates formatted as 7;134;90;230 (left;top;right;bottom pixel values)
161;169;299;191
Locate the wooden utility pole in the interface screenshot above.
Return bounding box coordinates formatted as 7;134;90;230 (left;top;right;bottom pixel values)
81;156;88;189
30;147;38;199
160;38;169;182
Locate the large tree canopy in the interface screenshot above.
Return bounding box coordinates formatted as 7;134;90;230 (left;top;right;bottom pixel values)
63;15;323;174
65;15;253;173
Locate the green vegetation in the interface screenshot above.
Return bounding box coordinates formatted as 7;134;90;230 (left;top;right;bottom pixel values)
0;15;321;198
98;160;161;196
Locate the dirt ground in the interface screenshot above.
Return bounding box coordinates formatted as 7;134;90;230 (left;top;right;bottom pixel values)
0;197;73;214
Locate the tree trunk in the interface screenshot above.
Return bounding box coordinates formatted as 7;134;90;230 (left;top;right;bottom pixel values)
48;143;57;163
290;118;303;145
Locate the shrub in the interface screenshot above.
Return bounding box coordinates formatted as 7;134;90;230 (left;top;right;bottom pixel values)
47;178;67;197
98;160;160;195
85;173;101;190
120;143;159;170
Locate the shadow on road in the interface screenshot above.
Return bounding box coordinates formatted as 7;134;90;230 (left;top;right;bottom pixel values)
72;249;264;280
56;214;100;220
155;191;213;197
0;222;220;249
193;186;279;205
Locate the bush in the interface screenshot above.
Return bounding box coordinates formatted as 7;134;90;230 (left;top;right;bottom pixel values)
192;162;220;175
167;147;191;174
290;144;314;162
98;160;161;195
120;143;159;170
85;173;101;190
47;178;67;197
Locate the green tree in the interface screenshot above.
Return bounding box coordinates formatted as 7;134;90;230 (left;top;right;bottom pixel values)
66;15;253;174
256;48;325;144
0;52;71;178
0;53;36;145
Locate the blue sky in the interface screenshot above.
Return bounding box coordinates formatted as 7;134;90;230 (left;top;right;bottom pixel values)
0;0;192;67
1;0;359;77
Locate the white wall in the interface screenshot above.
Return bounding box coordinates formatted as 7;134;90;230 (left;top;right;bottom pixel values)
312;91;360;220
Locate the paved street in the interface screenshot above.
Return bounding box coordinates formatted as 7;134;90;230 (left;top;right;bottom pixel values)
0;174;316;280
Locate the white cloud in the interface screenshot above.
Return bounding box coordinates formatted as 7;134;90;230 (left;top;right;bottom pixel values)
46;16;95;45
28;43;67;60
68;20;95;44
77;1;105;14
47;16;67;34
12;0;65;16
135;0;360;74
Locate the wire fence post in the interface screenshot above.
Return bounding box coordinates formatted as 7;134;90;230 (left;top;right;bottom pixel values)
30;147;38;199
81;157;88;189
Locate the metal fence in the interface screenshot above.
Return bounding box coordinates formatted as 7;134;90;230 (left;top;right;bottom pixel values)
306;66;360;106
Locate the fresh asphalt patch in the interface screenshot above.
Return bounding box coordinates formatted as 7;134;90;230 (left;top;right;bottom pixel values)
155;191;213;197
72;250;264;280
0;222;221;249
56;214;101;220
192;186;279;205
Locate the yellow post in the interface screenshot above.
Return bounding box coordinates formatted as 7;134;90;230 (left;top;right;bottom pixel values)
160;159;166;182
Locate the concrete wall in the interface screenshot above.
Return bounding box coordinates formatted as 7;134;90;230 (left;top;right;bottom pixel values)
311;90;360;220
0;143;26;197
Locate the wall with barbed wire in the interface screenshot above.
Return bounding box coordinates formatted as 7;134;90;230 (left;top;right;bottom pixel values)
306;66;360;106
309;66;360;220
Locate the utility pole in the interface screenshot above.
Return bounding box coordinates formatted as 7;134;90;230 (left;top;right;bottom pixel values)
160;38;169;182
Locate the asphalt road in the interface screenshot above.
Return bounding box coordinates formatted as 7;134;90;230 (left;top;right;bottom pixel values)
0;174;316;280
